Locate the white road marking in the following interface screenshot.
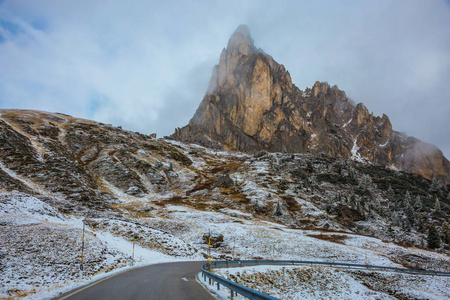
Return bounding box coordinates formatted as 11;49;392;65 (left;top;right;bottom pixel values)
182;277;188;281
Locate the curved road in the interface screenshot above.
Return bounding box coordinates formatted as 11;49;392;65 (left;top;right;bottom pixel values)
54;261;215;300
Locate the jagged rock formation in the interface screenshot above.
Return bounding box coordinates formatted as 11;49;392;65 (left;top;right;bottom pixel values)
172;25;450;184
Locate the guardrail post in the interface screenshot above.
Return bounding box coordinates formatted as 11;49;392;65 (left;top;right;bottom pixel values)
217;282;220;291
209;278;211;285
230;289;234;299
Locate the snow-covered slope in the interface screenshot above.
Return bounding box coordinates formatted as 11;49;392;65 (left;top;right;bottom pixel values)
1;109;449;299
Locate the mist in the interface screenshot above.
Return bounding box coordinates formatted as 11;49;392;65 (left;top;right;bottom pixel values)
0;0;449;157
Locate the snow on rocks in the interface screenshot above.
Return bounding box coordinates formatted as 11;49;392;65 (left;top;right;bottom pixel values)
351;136;364;163
85;218;199;258
0;193;65;224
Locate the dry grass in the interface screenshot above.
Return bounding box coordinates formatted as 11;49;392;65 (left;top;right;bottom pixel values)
210;161;243;174
281;195;302;212
154;195;226;212
306;233;348;244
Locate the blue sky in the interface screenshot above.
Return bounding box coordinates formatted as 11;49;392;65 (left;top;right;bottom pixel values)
0;0;449;158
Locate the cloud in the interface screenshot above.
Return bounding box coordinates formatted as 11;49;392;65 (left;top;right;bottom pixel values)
0;0;449;158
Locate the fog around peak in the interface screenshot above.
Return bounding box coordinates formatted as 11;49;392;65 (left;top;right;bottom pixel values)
0;0;449;158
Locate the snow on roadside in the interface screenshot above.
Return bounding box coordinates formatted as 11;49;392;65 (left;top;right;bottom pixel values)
2;193;449;299
205;265;450;300
157;205;404;267
0;193;196;299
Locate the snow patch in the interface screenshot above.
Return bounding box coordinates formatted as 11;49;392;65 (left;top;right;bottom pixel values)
350;136;364;163
343;119;352;128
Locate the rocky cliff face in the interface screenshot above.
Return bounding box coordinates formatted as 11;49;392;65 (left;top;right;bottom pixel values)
173;25;450;184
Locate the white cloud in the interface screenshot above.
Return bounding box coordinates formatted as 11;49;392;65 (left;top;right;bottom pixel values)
0;0;449;157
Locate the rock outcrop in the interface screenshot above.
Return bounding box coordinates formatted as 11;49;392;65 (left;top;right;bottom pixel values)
0;110;193;212
172;25;450;183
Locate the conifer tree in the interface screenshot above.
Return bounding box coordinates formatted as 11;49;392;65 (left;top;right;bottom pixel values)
349;195;357;209
441;221;450;244
391;211;400;226
413;195;423;211
434;197;441;214
373;195;382;213
402;218;411;232
430;178;442;192
274;201;283;216
405;191;411;204
430;178;443;197
405;204;415;225
348;166;355;180
427;225;441;249
402;191;411;207
387;185;394;195
357;199;365;217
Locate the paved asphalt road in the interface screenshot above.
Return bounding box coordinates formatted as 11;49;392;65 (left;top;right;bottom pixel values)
54;261;215;300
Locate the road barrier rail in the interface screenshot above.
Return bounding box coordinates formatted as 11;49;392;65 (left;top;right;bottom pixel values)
201;259;450;299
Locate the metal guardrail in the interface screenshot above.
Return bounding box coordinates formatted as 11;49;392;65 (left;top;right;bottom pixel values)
201;259;450;299
201;262;279;300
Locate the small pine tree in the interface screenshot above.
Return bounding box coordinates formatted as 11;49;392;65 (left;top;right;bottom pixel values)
349;195;357;209
337;164;343;175
357;199;365;216
357;175;373;195
434;197;441;214
413;195;423;211
430;178;443;197
402;218;411;232
348;166;355;180
373;195;382;213
404;191;412;206
430;178;442;192
401;191;411;208
391;211;400;226
274;202;283;216
417;221;424;233
405;204;415;225
441;221;450;244
427;225;441;249
387;185;394;195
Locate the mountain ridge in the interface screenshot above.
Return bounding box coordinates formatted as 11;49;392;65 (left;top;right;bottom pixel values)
172;25;450;184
